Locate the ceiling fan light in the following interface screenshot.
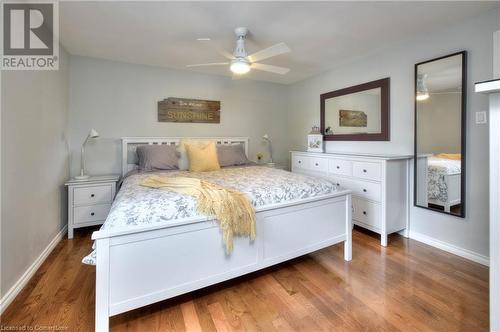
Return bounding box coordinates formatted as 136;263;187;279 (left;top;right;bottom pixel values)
416;92;430;101
416;74;429;101
230;60;250;74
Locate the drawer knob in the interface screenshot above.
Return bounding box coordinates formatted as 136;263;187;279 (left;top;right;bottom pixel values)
363;211;367;215
336;183;340;186
91;194;95;197
91;212;95;216
315;163;319;166
336;166;340;169
298;160;302;164
363;189;367;192
363;169;367;173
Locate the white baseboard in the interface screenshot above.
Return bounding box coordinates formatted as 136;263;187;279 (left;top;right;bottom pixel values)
0;225;67;314
408;230;489;266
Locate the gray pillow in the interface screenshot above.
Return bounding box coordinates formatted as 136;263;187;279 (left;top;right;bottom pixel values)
136;144;179;171
217;144;250;167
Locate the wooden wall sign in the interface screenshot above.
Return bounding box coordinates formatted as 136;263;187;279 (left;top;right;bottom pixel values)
158;98;220;123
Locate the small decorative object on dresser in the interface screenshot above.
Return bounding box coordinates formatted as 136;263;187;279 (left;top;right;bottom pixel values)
307;126;323;152
65;175;120;239
291;151;411;246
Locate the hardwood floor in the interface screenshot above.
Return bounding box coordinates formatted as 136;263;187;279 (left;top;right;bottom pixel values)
1;227;488;331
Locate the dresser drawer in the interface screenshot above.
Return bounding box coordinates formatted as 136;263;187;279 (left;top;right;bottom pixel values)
352;198;381;229
353;161;382;181
73;185;113;206
329;159;352;176
349;179;382;202
73;204;111;225
292;155;311;170
309;157;328;172
329;177;381;202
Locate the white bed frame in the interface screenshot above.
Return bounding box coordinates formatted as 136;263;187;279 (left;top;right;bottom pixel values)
92;137;352;332
416;155;461;212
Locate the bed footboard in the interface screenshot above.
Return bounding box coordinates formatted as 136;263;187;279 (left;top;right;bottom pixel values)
94;193;352;332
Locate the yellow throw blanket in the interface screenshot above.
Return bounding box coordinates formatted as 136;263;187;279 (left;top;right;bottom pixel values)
140;176;256;252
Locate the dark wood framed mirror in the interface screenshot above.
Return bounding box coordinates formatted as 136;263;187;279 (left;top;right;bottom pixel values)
320;78;390;141
414;51;467;218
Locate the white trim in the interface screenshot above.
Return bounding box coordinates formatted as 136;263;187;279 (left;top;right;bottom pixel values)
475;79;500;94
408;230;489;266
488;92;500;332
0;225;68;314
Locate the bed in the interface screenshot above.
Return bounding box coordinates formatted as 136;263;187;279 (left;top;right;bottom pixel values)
90;137;352;332
417;154;461;212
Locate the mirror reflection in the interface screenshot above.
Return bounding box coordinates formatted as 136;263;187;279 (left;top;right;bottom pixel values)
414;52;466;217
324;88;382;135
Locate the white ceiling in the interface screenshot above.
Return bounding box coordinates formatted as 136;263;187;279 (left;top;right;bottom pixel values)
60;1;498;85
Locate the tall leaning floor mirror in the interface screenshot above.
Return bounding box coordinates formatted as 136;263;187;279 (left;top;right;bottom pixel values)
414;51;467;217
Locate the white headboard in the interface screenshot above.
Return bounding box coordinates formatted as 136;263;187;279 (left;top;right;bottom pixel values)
121;137;249;176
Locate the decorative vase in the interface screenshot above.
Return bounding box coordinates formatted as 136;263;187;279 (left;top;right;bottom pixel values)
307;126;323;152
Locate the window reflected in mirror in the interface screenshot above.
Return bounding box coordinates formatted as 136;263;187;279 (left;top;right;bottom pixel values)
414;51;466;217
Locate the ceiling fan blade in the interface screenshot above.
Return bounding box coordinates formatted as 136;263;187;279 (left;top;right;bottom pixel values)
251;63;290;75
212;45;235;60
186;62;229;68
198;40;234;60
247;42;290;63
232;75;245;80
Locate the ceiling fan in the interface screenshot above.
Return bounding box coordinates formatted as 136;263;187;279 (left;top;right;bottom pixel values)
186;27;291;76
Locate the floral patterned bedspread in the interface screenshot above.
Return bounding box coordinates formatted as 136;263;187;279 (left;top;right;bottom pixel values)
427;157;461;202
82;166;339;265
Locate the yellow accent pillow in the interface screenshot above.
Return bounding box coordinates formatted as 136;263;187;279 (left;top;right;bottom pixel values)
185;141;221;172
435;153;461;160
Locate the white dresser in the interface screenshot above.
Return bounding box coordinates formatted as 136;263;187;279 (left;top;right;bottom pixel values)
290;151;411;246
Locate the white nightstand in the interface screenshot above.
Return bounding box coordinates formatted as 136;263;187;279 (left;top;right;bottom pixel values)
65;174;120;239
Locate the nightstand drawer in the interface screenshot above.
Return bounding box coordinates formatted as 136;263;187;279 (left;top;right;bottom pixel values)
74;185;113;206
74;204;111;224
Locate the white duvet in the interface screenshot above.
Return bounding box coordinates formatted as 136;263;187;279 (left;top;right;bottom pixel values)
83;166;339;265
427;157;461;201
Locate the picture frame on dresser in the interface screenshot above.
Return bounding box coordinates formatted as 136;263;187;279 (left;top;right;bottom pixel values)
290;151;411;246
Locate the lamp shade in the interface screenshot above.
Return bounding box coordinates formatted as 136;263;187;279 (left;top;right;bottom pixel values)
88;128;99;138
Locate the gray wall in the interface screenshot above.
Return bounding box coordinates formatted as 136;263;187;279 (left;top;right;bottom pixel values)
417;93;462;154
68;56;289;177
286;9;499;257
1;48;70;297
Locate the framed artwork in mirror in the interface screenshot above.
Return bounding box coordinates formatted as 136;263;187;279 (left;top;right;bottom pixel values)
414;51;467;218
320;78;390;141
